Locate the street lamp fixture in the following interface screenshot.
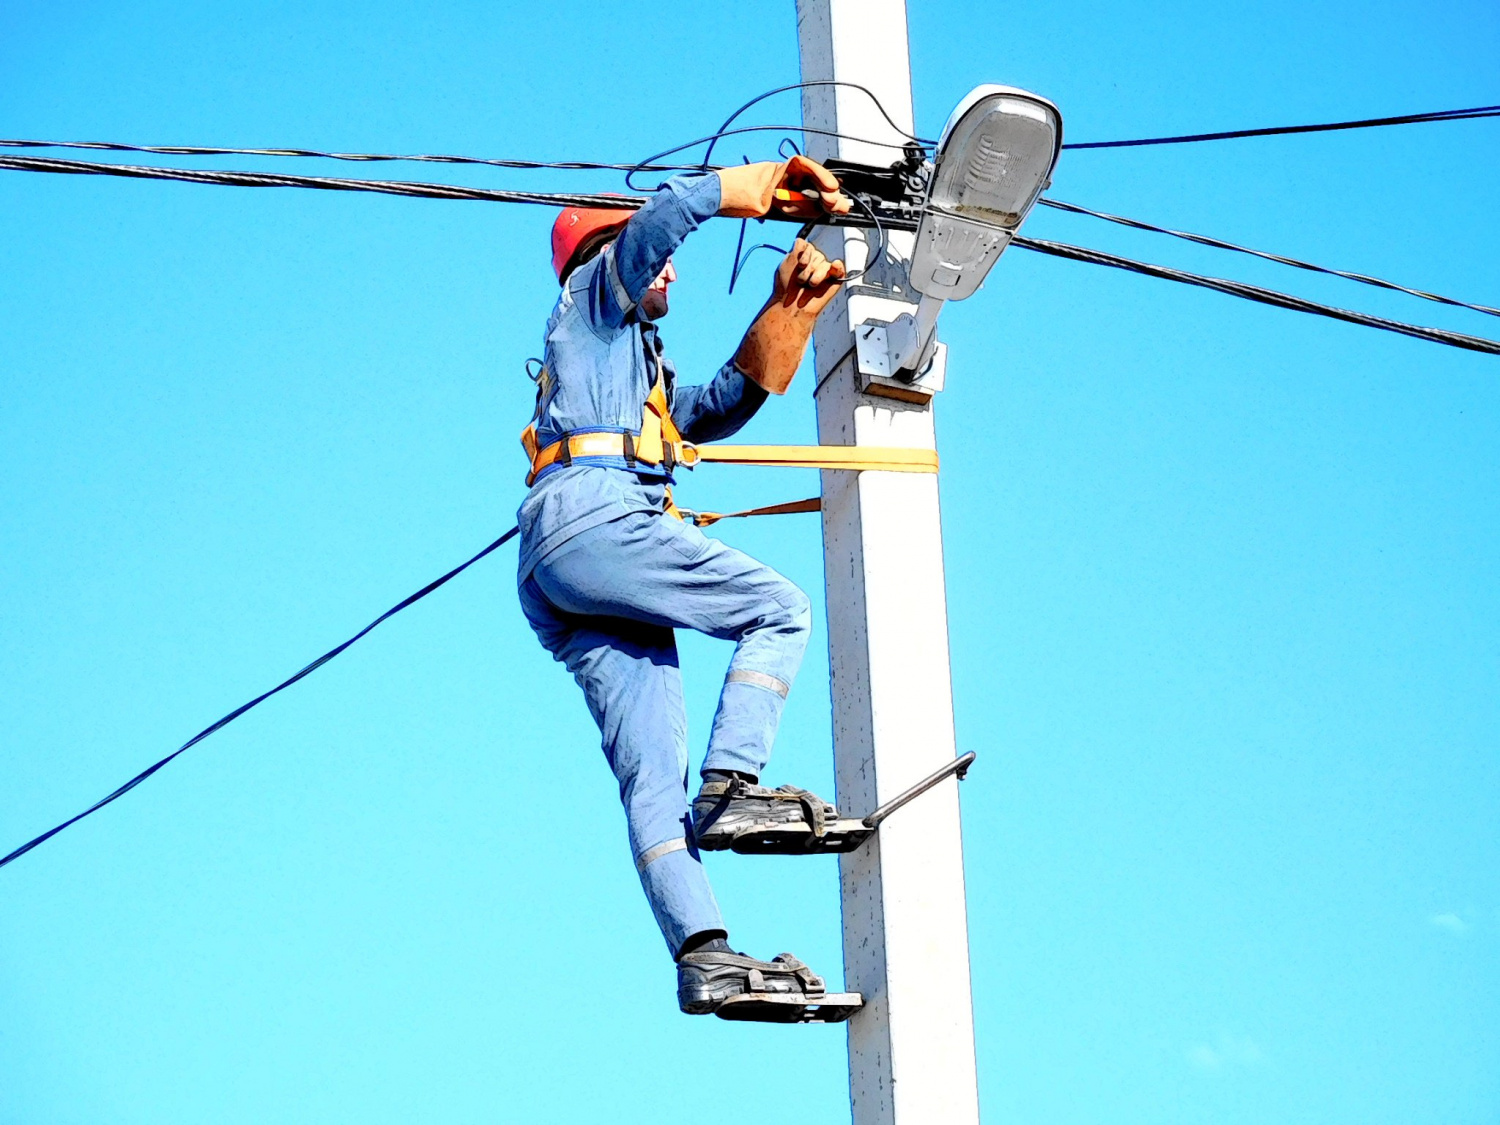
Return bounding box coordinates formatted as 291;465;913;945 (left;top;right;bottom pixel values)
884;85;1063;380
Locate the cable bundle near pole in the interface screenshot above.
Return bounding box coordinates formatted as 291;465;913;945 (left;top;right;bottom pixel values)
2;151;1493;357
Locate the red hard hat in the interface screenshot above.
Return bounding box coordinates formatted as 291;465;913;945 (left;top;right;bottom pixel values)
551;204;631;283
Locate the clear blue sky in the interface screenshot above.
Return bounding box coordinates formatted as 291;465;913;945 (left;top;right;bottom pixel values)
2;1;1496;1122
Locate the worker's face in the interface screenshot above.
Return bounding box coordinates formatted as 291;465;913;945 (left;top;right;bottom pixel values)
638;257;676;321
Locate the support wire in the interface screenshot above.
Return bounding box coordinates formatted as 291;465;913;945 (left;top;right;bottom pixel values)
1038;197;1500;319
1064;103;1500;150
0;526;519;872
1012;235;1500;356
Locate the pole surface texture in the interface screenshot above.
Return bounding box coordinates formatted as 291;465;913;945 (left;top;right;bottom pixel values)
795;3;982;1122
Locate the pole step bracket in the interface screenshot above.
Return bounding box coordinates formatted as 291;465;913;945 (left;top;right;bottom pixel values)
713;991;865;1024
728;818;873;855
726;752;976;856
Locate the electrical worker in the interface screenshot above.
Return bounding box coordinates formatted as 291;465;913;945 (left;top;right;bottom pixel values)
516;157;852;1017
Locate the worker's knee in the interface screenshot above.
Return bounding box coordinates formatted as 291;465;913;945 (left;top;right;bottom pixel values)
787;583;812;633
768;581;812;648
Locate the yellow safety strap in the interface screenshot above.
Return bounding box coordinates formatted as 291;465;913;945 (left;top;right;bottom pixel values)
523;372;939;488
527;430;938;481
675;443;938;473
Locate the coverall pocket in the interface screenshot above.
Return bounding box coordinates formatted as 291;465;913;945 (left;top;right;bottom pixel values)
662;520;712;562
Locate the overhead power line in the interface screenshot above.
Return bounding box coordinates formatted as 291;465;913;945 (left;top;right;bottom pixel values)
2;152;1495;357
1038;197;1500;318
0;153;643;209
0;127;910;190
0;137;698;173
1064;103;1500;150
9;101;1497;175
2;110;1497;871
1012;235;1500;355
0;81;934;195
0;526;519;872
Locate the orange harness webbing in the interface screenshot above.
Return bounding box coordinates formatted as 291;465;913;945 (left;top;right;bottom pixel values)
680;497;822;528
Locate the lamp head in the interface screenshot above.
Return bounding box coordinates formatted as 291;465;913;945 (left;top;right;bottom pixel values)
910;85;1063;301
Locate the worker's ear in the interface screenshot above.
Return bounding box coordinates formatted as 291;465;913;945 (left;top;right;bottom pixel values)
561;235;615;285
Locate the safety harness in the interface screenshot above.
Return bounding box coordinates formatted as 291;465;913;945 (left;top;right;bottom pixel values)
521;366;938;524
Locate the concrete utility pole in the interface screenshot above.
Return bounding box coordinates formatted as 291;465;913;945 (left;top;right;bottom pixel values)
795;2;981;1122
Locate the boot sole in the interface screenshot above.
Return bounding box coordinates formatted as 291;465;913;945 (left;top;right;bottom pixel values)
678;978;746;1015
691;815;819;852
714;991;864;1024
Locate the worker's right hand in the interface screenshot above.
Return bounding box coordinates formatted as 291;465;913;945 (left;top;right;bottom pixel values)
716;157;853;221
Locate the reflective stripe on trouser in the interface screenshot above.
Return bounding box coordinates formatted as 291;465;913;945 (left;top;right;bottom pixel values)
518;510;812;954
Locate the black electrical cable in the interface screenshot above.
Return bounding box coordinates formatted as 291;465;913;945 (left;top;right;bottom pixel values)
10;89;1492;871
9;99;1495;179
839;190;887;286
54;112;1489;318
0;137;702;173
727;194;790;298
0;81;936;183
626;124;925;191
698;80;935;169
1037;197;1500;319
1064;104;1500;150
0;526;519;872
4;152;1496;356
1012;235;1500;356
731;195;887;293
728;237;790;294
0;153;647;208
629;80;936;192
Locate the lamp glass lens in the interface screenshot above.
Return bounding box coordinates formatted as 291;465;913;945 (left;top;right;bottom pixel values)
932;96;1057;227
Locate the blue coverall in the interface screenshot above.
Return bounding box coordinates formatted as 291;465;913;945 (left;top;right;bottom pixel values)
517;173;812;956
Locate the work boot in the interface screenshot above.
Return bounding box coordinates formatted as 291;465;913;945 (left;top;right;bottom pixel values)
691;774;839;851
677;948;827;1015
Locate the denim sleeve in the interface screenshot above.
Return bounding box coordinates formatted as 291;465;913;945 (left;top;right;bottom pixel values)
674;362;769;443
573;172;722;336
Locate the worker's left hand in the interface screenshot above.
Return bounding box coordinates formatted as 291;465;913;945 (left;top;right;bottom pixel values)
772;238;847;316
732;239;846;395
717;157;853;220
